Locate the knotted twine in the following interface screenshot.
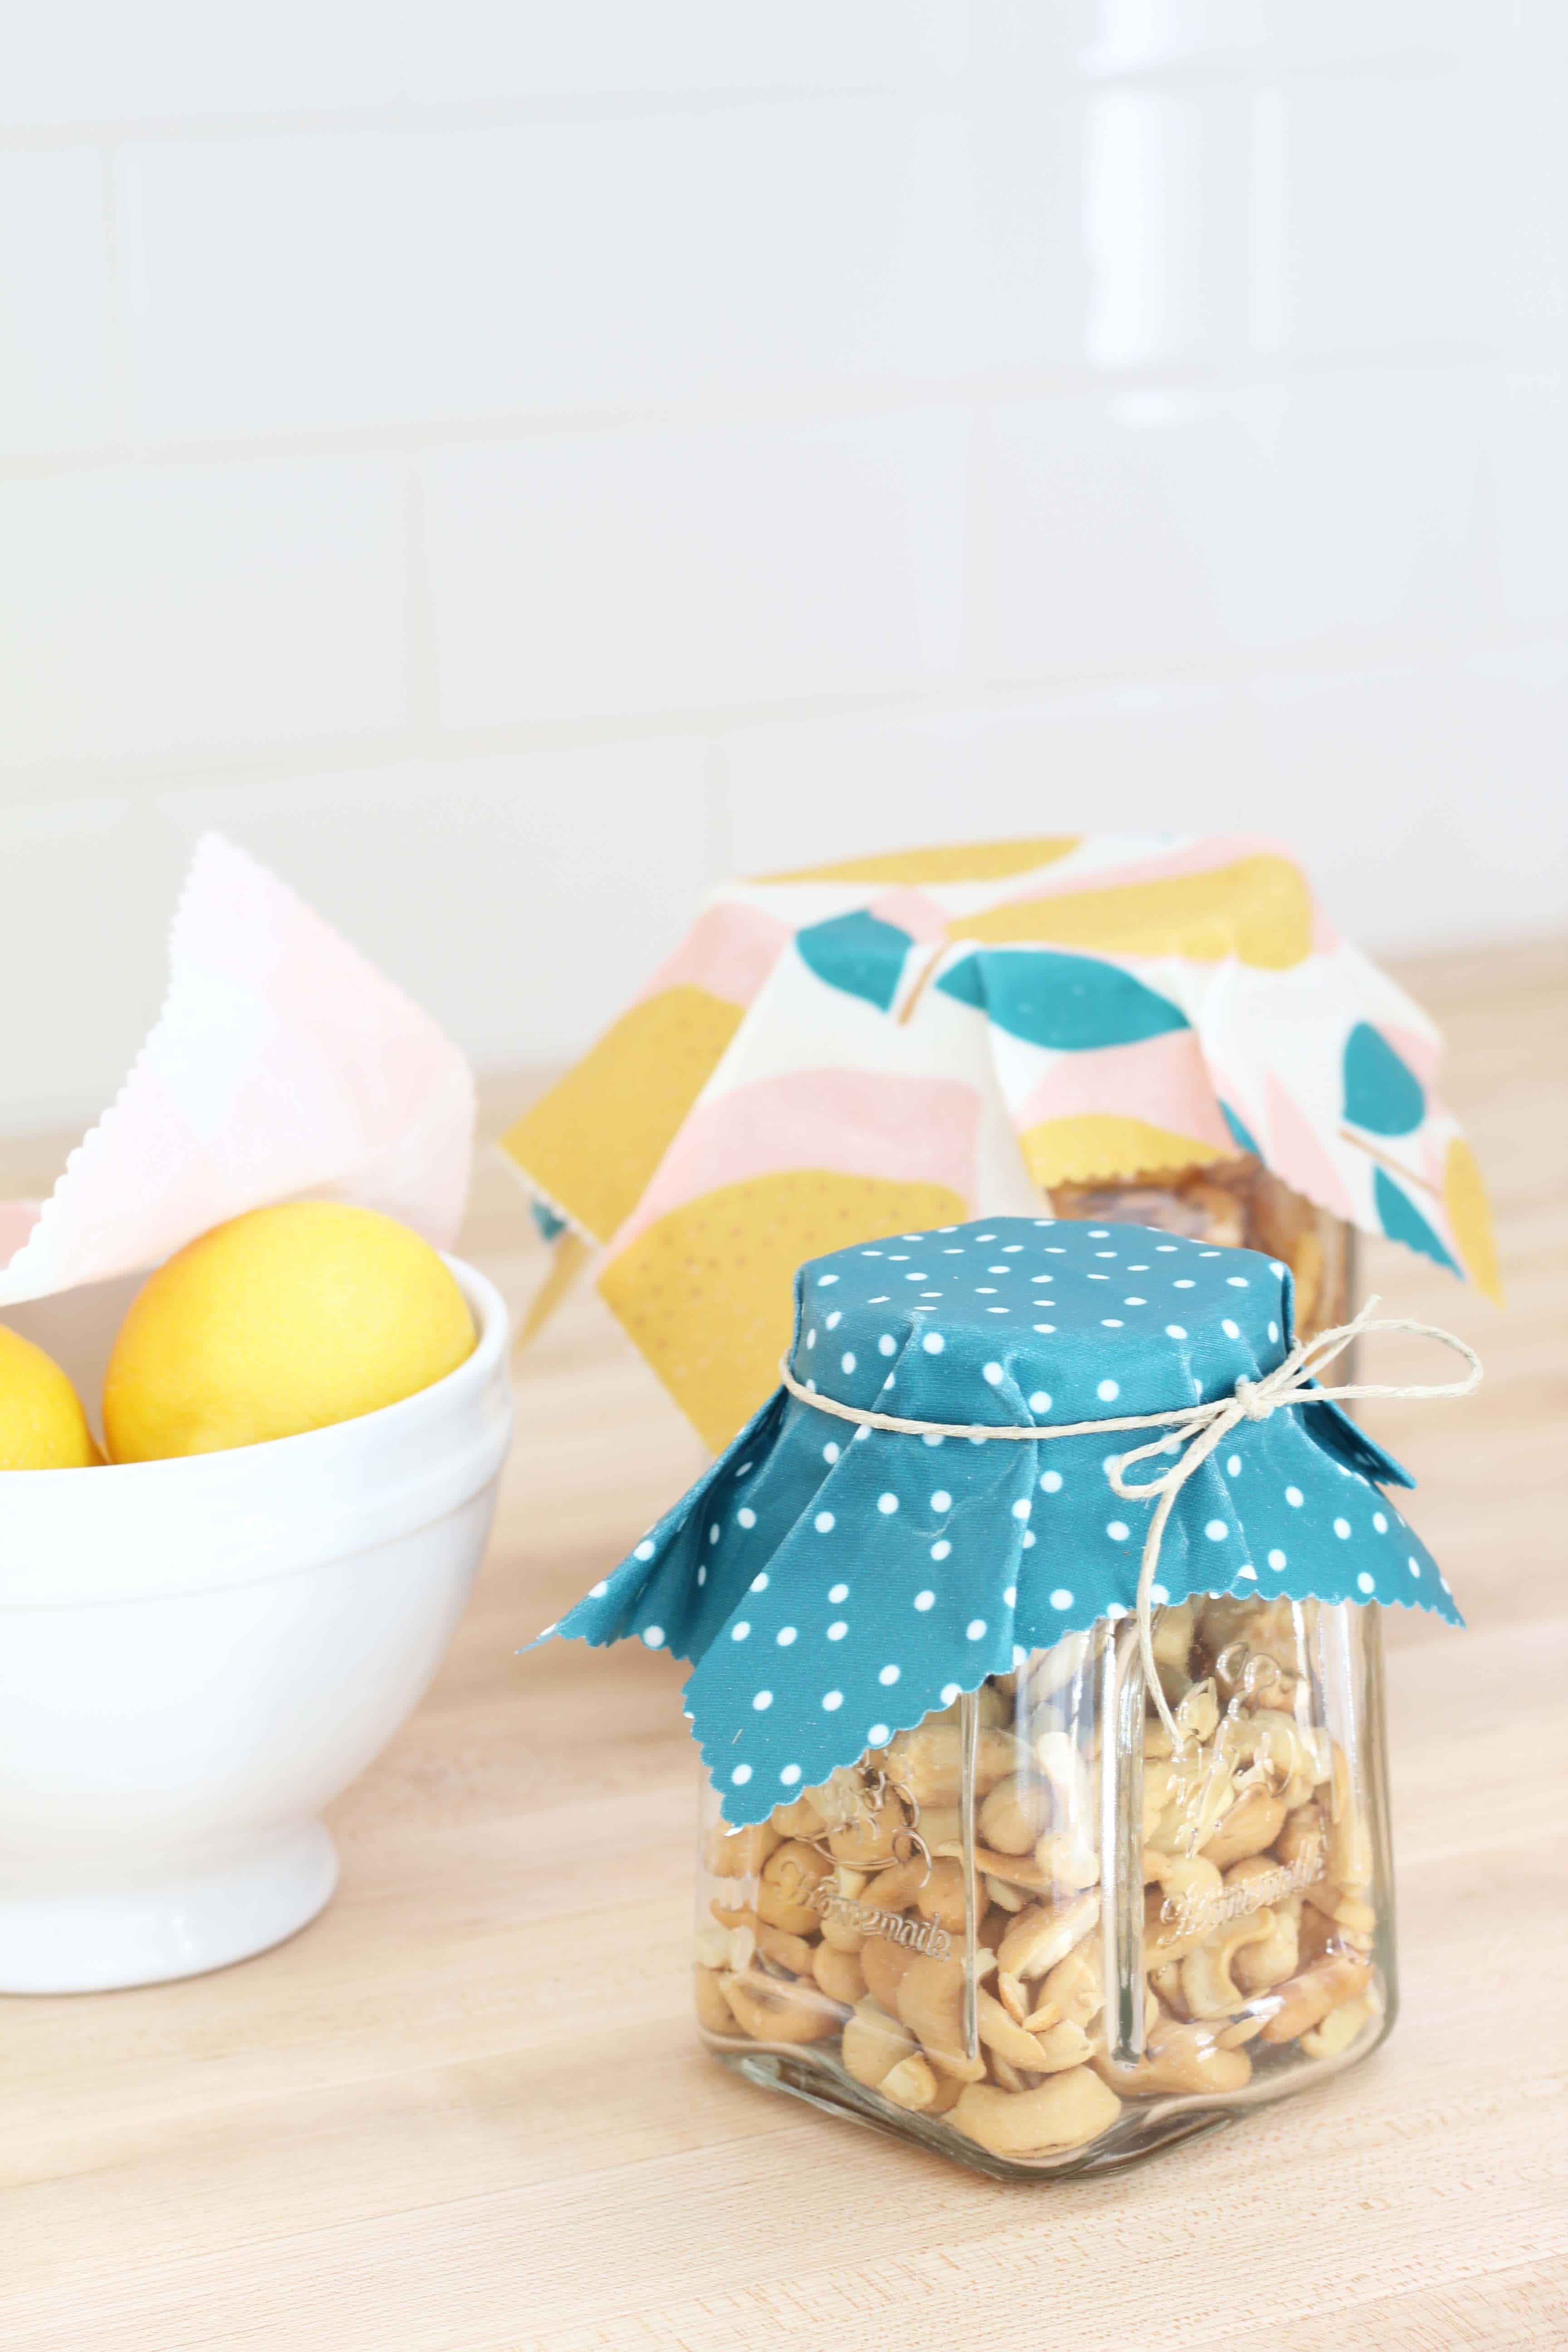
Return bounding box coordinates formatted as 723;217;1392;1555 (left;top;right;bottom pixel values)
779;1296;1481;1748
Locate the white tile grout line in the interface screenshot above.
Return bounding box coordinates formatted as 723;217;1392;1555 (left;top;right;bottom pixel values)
0;341;1504;487
0;620;1561;804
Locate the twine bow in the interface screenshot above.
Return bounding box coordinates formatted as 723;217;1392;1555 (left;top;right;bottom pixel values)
1101;1297;1480;1741
779;1295;1482;1745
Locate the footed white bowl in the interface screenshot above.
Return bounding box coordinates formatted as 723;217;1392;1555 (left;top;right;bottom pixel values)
0;1256;512;1993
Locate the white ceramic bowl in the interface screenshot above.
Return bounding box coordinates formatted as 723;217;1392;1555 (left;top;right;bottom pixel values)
0;1256;512;1993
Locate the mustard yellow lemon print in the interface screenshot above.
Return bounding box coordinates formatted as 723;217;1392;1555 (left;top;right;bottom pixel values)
948;854;1314;971
600;1171;968;1450
502;985;743;1245
763;838;1079;887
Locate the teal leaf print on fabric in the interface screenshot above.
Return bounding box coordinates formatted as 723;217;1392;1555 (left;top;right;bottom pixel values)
797;911;913;1014
1220;1100;1262;1156
937;949;1190;1051
1373;1165;1459;1273
1343;1022;1426;1137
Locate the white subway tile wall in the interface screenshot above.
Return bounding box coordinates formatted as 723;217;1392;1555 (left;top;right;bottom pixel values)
0;1;1563;1130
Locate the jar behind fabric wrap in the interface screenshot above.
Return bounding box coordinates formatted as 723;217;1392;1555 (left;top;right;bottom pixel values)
538;1216;1470;2178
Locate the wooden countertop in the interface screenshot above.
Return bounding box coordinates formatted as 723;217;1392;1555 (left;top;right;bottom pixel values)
4;939;1564;2352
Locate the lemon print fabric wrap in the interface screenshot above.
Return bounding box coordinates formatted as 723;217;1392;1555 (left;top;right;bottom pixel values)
500;833;1498;1450
103;1201;475;1461
0;1326;100;1470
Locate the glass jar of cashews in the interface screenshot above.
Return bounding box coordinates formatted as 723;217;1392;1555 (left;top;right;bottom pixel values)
693;1595;1393;2179
543;1212;1473;2180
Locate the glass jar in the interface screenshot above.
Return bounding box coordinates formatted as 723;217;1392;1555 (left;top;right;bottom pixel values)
693;1592;1392;2178
1050;1163;1352;1343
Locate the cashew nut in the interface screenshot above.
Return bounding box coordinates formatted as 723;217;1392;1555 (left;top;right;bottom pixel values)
840;1996;916;2088
1142;1886;1212;1968
976;1987;1057;2073
818;1864;870;1952
1275;1800;1327;1881
1035;1833;1101;1891
1180;1910;1279;2018
1301;1883;1377;1936
951;2068;1122;2158
926;2068;968;2113
979;1907;1014;1959
1143;1847;1223;1909
976;1987;1088;2075
1225;1860;1301;1993
1033;1730;1093;1824
911;1858;975;1935
860;1931;914;2014
757;1839;832;1933
988;2052;1038;2095
882;1723;1024;1807
708;1896;755;1932
880;2053;941;2111
1039;1934;1103;2032
802;1768;866;1834
996;1970;1030;2027
1301;1993;1374;2061
998;1892;1100;1981
1148;1959;1188;2019
827;1795;911;1869
1145;1754;1236;1853
702;1820;781;1879
694;1922;747;1972
755;1922;816;1975
812;1941;867;2007
979;1772;1049;1856
1224;1714;1320;1810
1096;2012;1253;2097
1326;1745;1374;1892
1200;1785;1288;1871
896;1951;988;2082
862;1853;931;1912
916;1805;964;1852
1172;1679;1220;1747
947;1834;1098;1896
1151;1599;1196;1671
1033;2017;1101;2071
1258;1952;1372;2044
719;1967;838;2044
1213;1642;1302;1717
1018;1631;1094;1705
928;1680;1009;1730
694;1966;736;2034
1201;1595;1305;1675
769;1790;828;1840
1299;1902;1374;1965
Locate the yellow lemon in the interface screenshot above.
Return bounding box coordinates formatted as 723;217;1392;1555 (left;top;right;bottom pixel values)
103;1202;476;1462
0;1324;100;1470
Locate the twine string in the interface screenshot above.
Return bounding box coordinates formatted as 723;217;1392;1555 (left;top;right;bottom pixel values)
777;1295;1481;1746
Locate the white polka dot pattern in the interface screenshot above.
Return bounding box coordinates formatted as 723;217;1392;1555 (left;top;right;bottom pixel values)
541;1213;1459;1824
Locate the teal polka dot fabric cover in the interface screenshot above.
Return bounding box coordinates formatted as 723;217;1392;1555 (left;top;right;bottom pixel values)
538;1217;1460;1825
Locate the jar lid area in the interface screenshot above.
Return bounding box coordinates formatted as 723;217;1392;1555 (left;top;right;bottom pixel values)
795;1216;1294;1435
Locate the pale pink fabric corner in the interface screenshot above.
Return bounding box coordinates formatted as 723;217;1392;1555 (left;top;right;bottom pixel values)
0;834;475;1307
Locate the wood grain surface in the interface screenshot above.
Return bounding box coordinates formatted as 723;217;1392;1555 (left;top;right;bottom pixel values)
2;939;1563;2352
